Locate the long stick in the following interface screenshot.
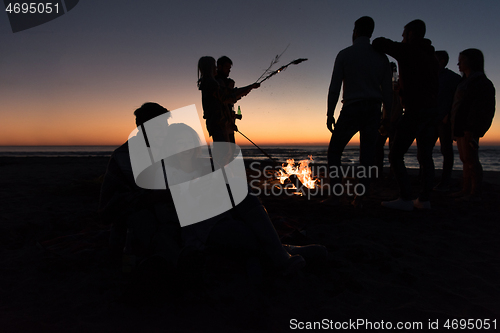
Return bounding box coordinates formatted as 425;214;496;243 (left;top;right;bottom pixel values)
237;130;277;165
257;58;308;84
254;44;290;84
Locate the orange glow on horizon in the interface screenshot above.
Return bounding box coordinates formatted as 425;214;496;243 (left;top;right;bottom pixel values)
2;99;500;147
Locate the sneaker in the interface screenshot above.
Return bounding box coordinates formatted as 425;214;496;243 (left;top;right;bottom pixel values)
413;198;431;210
381;198;414;211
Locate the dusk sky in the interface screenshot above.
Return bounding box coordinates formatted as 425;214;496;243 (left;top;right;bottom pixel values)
1;0;499;146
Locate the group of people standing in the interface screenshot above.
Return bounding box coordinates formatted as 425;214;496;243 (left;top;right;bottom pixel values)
325;17;495;210
197;17;495;211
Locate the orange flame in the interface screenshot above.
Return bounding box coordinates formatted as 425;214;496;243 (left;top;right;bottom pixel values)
276;155;318;189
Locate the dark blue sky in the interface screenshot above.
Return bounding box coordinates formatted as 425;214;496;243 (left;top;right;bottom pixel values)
1;0;499;145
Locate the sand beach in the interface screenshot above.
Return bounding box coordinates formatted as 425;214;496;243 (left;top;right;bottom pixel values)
0;156;499;332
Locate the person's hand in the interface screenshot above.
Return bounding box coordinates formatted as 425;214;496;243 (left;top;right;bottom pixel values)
442;114;449;124
327;116;335;133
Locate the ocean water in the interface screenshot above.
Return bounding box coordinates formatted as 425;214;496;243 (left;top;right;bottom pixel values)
239;145;500;172
0;146;116;157
1;145;499;172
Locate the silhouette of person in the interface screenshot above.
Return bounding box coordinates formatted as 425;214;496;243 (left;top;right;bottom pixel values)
197;56;259;143
432;51;462;192
98;102;181;276
216;56;235;90
373;19;440;211
215;56;244;143
375;62;404;179
160;122;326;275
325;16;393;207
451;48;496;201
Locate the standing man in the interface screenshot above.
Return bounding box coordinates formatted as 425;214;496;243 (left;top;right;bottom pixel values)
216;56;235;90
373;19;440;210
325;16;393;207
433;51;462;192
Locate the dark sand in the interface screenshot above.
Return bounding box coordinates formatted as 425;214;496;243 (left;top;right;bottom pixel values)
0;157;499;332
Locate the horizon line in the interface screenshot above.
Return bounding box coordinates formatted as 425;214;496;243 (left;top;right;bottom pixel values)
2;142;500;147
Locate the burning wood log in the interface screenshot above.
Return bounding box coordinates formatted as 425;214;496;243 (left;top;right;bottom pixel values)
275;157;320;196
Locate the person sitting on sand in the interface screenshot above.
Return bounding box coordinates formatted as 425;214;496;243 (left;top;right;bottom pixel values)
98;102;181;273
451;49;496;202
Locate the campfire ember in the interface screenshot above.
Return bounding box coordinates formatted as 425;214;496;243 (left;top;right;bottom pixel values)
276;156;319;190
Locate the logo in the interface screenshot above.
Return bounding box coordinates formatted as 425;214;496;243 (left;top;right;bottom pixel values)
127;104;248;227
3;0;79;33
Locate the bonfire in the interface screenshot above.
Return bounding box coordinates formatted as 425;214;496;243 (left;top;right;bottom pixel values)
276;155;319;190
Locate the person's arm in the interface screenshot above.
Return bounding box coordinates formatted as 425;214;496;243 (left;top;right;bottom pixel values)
327;53;343;133
208;78;259;104
234;83;260;100
372;37;404;60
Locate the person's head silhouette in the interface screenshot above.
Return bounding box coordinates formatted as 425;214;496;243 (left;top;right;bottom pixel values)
402;19;426;43
134;102;170;127
353;16;375;42
197;56;217;87
217;56;233;78
134;102;170;149
459;48;485;76
435;50;450;70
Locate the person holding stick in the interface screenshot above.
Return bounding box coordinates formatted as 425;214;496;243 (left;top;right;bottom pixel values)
214;56;241;143
197;56;259;143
